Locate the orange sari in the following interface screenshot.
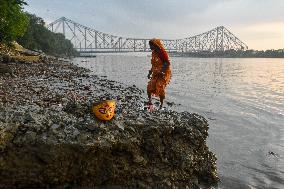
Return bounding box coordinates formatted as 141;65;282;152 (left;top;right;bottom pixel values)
147;39;171;98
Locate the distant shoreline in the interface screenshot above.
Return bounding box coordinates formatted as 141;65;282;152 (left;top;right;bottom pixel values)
169;55;284;58
169;49;284;58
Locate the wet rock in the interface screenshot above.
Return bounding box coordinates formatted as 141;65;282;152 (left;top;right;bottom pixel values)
0;58;218;189
0;64;15;77
51;123;60;130
114;120;125;130
2;54;11;63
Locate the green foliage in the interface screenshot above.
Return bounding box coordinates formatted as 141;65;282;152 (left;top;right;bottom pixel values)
18;13;78;57
0;0;29;42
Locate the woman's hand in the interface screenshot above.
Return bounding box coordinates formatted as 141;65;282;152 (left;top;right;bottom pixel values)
157;71;165;78
147;70;152;79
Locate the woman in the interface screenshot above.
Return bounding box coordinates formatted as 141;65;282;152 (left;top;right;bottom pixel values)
147;38;171;109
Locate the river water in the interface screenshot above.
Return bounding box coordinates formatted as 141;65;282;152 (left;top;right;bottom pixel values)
73;55;284;189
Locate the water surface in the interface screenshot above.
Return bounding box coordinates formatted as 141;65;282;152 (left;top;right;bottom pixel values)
74;55;284;189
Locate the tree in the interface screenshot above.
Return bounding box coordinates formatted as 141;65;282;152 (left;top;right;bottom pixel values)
18;13;78;57
0;0;29;43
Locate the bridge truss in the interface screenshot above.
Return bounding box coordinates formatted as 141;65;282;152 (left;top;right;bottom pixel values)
48;17;248;53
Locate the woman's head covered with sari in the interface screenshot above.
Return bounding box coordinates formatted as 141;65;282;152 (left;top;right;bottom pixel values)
149;38;166;51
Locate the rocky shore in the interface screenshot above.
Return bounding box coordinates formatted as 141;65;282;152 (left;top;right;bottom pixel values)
0;58;218;189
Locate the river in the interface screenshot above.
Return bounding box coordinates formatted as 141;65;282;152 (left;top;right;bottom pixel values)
73;55;284;189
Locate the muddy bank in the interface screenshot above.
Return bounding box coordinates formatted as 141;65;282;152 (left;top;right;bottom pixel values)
0;59;218;188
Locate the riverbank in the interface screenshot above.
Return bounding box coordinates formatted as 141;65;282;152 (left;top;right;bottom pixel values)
0;58;218;188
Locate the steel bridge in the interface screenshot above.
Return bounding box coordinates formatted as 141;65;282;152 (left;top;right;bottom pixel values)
48;17;248;53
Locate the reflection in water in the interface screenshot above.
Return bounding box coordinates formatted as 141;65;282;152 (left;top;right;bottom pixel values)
74;56;284;189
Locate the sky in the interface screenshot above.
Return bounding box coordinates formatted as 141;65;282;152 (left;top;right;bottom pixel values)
24;0;284;50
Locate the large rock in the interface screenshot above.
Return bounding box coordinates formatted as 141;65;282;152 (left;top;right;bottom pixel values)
0;60;218;189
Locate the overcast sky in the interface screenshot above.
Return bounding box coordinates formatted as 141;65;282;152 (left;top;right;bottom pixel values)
24;0;284;50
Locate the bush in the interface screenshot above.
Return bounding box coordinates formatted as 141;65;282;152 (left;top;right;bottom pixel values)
0;0;28;43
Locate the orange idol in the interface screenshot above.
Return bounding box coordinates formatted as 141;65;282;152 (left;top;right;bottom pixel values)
92;100;116;121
